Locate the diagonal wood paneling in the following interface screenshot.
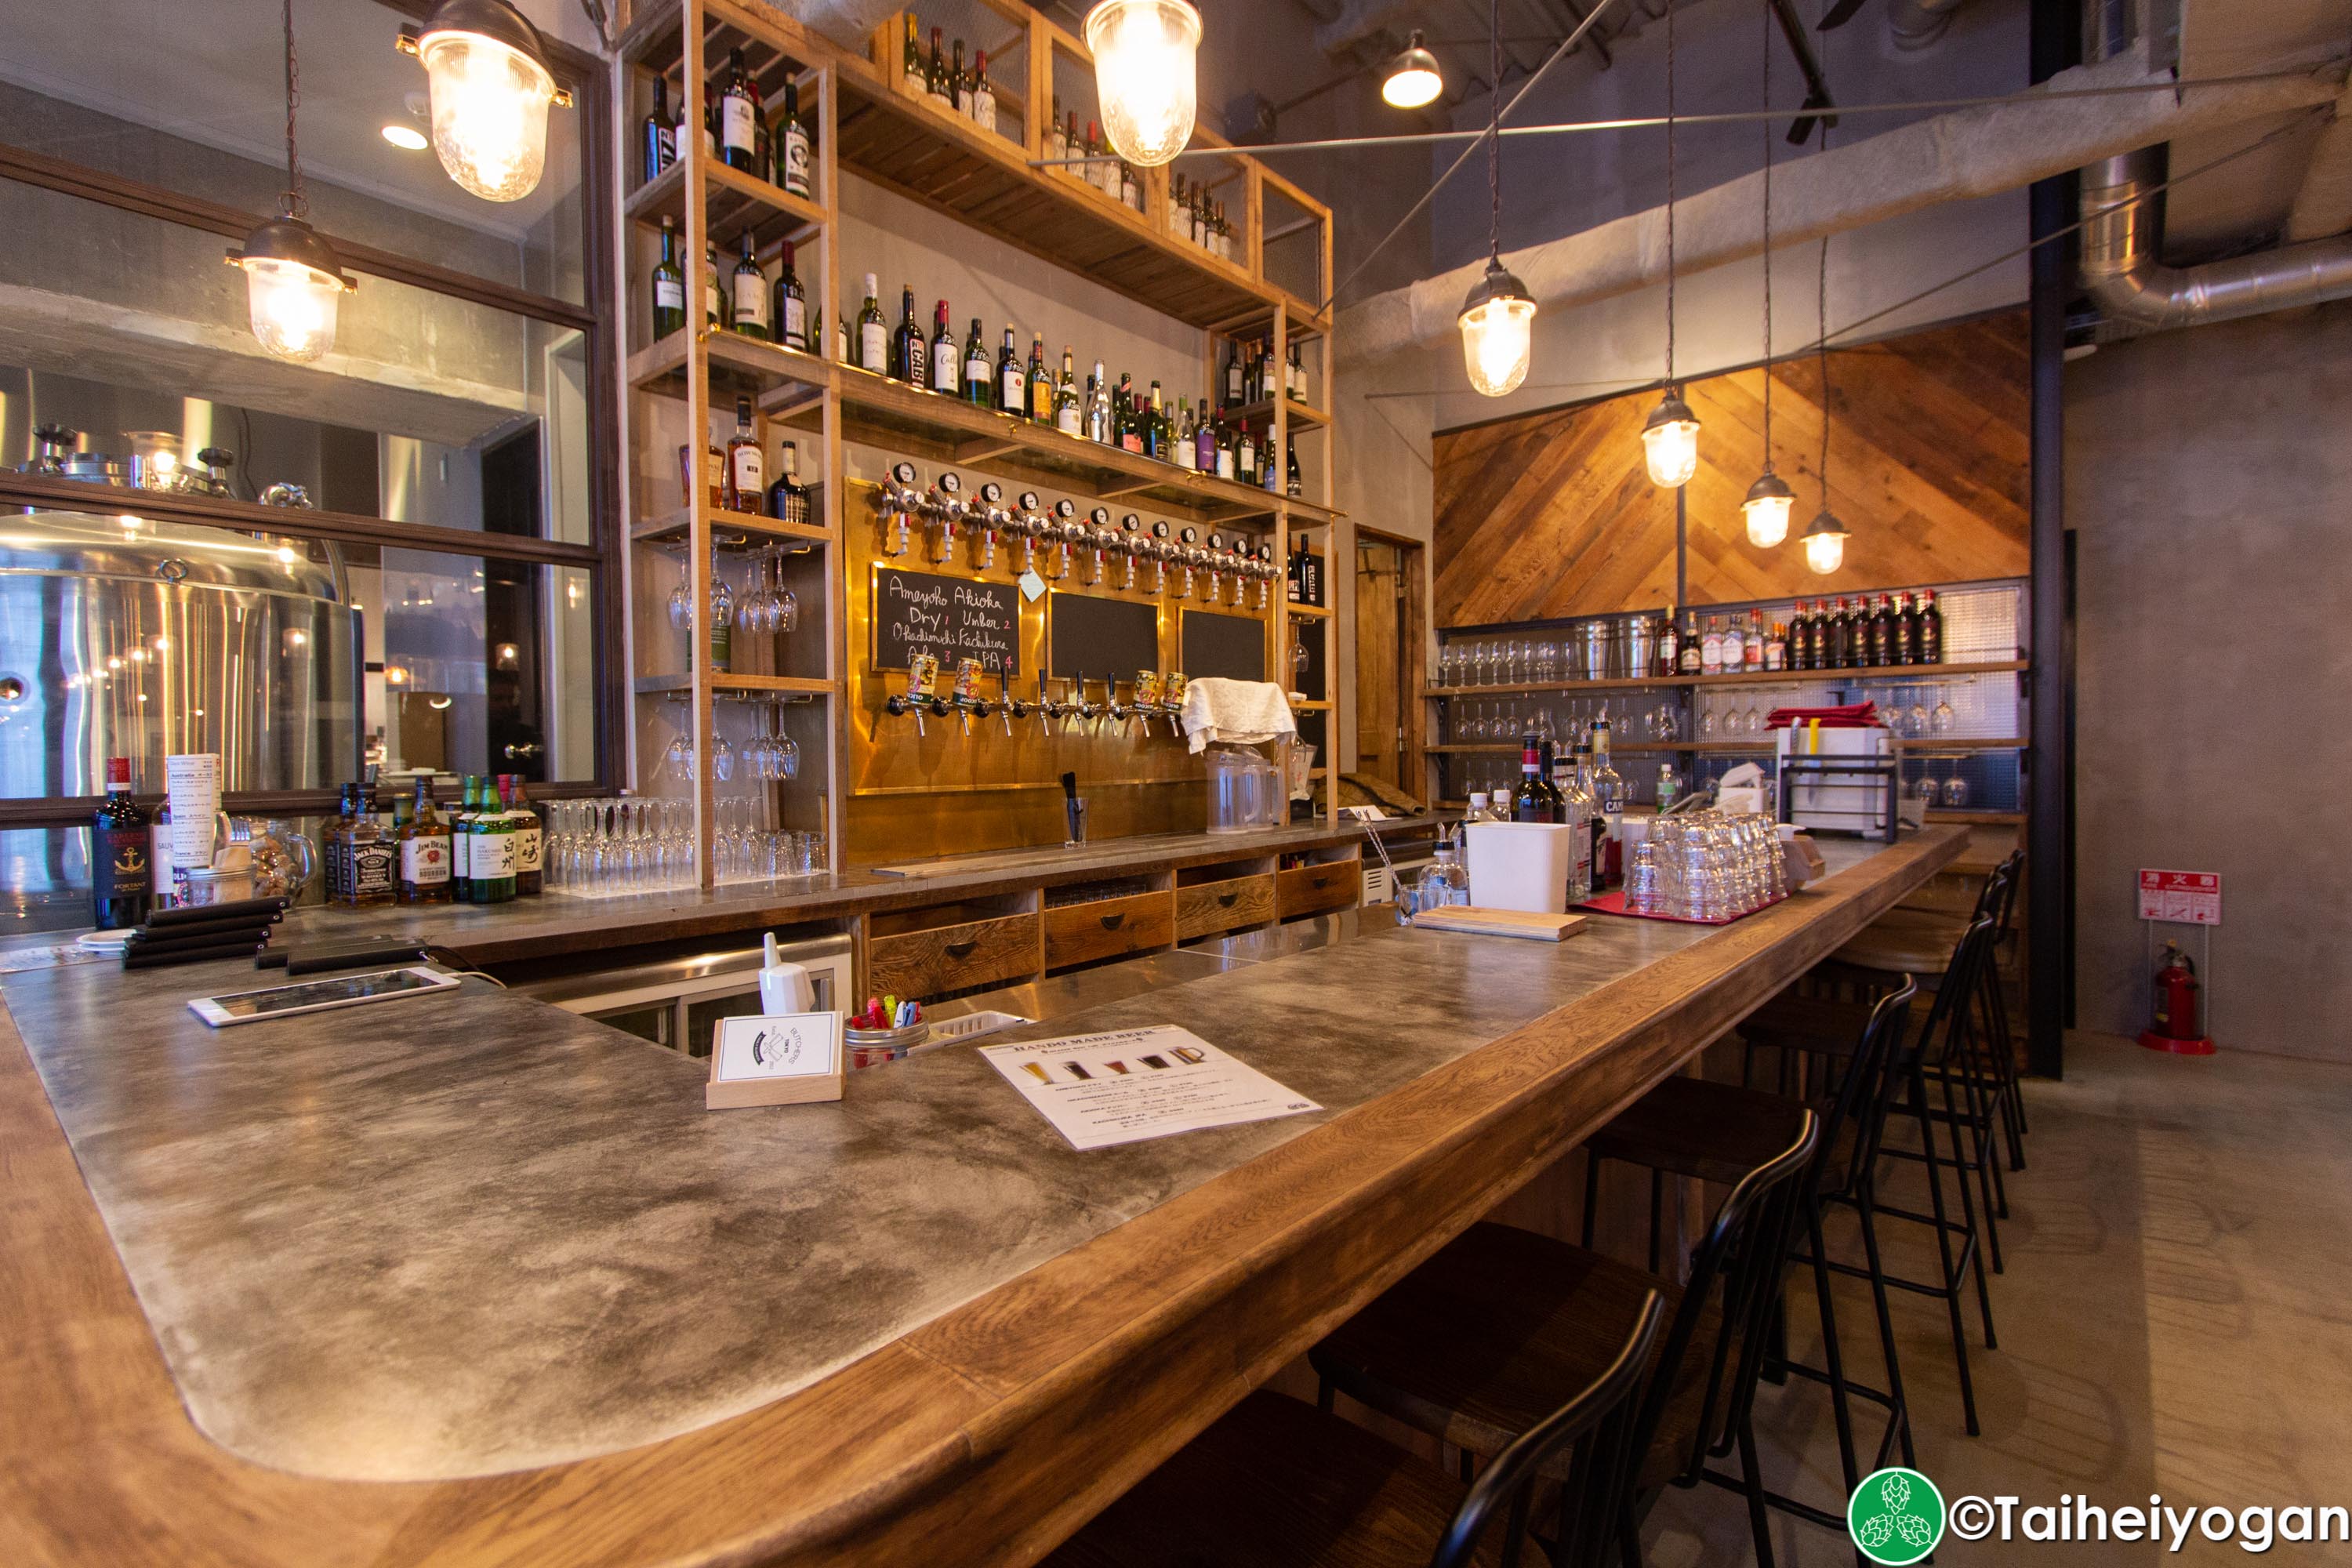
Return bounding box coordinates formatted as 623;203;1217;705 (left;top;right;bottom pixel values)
1433;312;2030;626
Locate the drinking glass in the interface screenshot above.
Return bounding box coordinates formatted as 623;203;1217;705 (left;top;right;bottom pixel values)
667;552;694;631
1941;760;1970;808
1905;688;1929;739
711;731;736;782
1700;695;1719;740
1930;684;1955;735
709;553;734;634
1744;696;1765;737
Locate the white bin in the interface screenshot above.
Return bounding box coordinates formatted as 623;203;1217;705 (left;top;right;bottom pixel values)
1462;822;1579;914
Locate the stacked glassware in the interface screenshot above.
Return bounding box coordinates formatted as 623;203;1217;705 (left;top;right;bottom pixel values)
1621;811;1788;920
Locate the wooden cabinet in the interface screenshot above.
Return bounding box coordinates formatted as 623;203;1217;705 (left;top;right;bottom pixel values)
1277;860;1359;920
1175;873;1276;940
1043;890;1174;971
867;913;1041;1000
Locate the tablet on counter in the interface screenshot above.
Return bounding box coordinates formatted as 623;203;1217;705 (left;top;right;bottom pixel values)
187;966;462;1028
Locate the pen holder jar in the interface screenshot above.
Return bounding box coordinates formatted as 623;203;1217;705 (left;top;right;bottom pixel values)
845;1019;930;1069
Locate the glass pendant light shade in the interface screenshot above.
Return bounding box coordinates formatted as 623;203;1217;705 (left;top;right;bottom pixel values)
1458;260;1537;397
227;216;355;363
1641;390;1701;488
1382;31;1444;108
1800;507;1849;574
408;0;568;202
1742;469;1794;547
1083;0;1200;167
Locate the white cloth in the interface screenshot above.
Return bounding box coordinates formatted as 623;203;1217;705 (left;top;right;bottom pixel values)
1178;677;1297;754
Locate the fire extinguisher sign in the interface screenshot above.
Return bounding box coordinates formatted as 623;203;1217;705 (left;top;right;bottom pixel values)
2138;869;2221;925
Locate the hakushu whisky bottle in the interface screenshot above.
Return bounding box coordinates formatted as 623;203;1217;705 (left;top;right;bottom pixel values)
505;775;543;897
91;756;151;930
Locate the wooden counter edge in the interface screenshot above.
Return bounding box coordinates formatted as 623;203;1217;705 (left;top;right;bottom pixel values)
0;828;1964;1567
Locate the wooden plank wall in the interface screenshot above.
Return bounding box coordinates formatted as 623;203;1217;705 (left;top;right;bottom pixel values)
1432;311;2029;626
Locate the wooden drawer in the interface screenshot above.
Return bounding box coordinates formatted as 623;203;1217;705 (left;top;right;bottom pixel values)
1043;890;1174;970
867;913;1040;1000
1278;860;1360;920
1175;873;1276;940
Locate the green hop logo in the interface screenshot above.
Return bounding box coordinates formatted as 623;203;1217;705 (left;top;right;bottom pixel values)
1847;1467;1946;1564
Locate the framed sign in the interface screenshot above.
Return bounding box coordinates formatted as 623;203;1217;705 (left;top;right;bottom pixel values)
869;566;1022;678
706;1011;845;1109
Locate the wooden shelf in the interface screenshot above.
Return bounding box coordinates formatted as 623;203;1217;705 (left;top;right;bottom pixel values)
1292;699;1334;712
1432;736;2026;755
634;673;840;696
625;155;827;257
630;328;836;404
1425;675;1689;698
1228;397;1330;430
1286;601;1331;619
1925;810;2026;825
1421;659;2027;699
631;504;834;548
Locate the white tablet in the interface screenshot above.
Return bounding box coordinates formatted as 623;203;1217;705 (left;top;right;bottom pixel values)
187;966;462;1029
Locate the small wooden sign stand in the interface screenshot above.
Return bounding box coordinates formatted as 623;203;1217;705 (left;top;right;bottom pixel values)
706;1012;846;1109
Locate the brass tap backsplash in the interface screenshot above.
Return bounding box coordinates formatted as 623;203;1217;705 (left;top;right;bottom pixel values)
844;478;1275;865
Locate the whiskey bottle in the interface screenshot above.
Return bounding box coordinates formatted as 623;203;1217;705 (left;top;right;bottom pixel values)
397;778;453;904
730;232;768;340
724;396;763;514
890;285;925;383
779;81;811;198
857;274;886;372
767;439;810;526
773;241;807;350
322;785;351;904
451;775;477;902
343;787;395;907
506;776;543;897
930;301;959;394
651;216;686;339
717;47;761;173
91;756;152;930
1657;613;1680;677
643;75;673;183
1678;612;1703;675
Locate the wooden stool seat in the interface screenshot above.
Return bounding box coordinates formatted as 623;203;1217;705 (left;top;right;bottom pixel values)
1588;1076;1855;1189
1043;1390;1506;1568
1310;1223;1711;1492
1744;993;1883;1055
1833;924;1957;977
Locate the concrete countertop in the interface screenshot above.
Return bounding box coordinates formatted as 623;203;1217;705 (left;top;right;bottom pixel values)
2;836;1898;1484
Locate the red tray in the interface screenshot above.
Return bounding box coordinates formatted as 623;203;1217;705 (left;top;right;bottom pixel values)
1573;889;1788;926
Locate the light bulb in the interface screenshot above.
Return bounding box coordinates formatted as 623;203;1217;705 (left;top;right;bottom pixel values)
418;14;558;201
382;123;430;151
1742;470;1794;548
1457;260;1537;397
1799;508;1849;575
1083;0;1200;167
1382;32;1443;109
1641;390;1701;488
236;254;346;363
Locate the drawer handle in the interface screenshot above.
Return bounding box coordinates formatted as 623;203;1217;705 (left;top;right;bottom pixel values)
1099;912;1127;931
1214;891;1240;908
943;939;978;960
1310;873;1332;887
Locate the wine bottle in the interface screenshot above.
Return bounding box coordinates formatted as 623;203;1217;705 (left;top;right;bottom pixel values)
927;28;952;111
1223;340;1244;409
1028;333;1053;423
702;239;720;328
996;325;1023;413
949;39;967;115
971;50;996;132
1512;735;1554;823
926;301;956;393
643;76;673;183
857;274;885;372
891;285;924;383
730;231;768;340
652;216;686;339
717;46;760;173
779;80;811;198
773;240;807;350
963;319;992;406
1088;361;1110;442
90;756;151;930
1145;380;1166;459
1173;400;1196;470
1918;589;1944;663
900;14;924;100
1287;439;1302;497
1055;347;1081;434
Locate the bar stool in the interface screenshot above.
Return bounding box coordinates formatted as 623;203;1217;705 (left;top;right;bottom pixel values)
1305;1110;1818;1568
1744;916;2002;1436
1043;1290;1664;1568
1574;982;1919;1537
1879;849;2029;1162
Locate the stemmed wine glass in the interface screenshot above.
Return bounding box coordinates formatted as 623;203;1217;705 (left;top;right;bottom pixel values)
1941;757;1971;808
1930;684;1955;735
1906;687;1930;739
708;550;734;638
667;549;694;630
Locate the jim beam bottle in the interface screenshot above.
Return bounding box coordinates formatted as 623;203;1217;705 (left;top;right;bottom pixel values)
397;777;453;904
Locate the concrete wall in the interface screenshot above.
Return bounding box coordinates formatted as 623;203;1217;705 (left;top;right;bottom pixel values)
2066;302;2352;1062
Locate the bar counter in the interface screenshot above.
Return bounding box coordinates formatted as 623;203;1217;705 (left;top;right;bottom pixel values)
0;826;1965;1566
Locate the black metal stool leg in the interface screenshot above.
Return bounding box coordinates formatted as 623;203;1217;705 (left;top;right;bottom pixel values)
1852;1184;1917;1468
1809;1202;1860;1497
1907;1065;1984;1435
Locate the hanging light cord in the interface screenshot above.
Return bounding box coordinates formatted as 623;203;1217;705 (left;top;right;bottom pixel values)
1664;0;1676;386
1486;0;1503;266
280;0;307;220
1816;5;1832;500
1759;0;1773;464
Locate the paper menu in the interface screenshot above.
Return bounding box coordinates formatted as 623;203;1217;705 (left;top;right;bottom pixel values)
979;1025;1321;1152
164;753;221;875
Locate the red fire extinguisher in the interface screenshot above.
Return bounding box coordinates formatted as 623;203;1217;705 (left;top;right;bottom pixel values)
2138;940;2216;1055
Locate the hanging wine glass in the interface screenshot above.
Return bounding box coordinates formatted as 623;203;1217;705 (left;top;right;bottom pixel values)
667;549;693;630
1906;687;1929;739
1941;757;1970;808
1931;684;1955;735
709;550;734;634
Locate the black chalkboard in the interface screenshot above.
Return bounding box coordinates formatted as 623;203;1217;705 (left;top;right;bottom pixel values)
870;566;1021;677
1180;609;1268;683
1048;591;1159;680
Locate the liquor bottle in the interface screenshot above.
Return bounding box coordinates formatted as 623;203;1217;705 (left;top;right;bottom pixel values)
900;14;924;100
1866;593;1893;666
773;241;807;350
724;396;763;513
1145;380;1166;459
1286;437;1302;497
1720;612;1744;673
729;232;768;340
1657;613;1680;677
1791;601;1814;670
470;782;517;905
1765;622;1788;671
768;440;810;525
343;786;395;906
506;776;543;897
1677;612;1703;675
710;565;732;673
702;238;720;328
1511;734;1554;823
1055;347;1081;434
779;81;811;198
717;47;760;172
853;274;884;372
90;756;152;929
1089;361;1112;441
651;216;686;339
1589;719;1625;886
1554;748;1595;902
320;786;350;904
996;325;1023;412
890;285;924;383
927;28;952;111
1223;340;1245;409
971;49;996;132
960;314;988;404
1917;589;1944;663
1701;615;1723;675
1028;334;1053;423
1287;535;1304;602
1837;597;1862;667
451;775;476;902
1893;593;1918;666
643;76;673;183
930;301;959;394
397;777;453;904
949;39;968;114
1744;609;1766;670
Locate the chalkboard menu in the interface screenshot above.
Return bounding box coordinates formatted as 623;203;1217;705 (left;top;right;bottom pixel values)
870;567;1022;677
1048;591;1160;680
1180;609;1268;683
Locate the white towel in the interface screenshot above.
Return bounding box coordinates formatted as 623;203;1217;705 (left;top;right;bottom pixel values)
1178;677;1297;754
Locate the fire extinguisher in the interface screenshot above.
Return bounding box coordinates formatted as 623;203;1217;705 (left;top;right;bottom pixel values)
2139;940;2215;1055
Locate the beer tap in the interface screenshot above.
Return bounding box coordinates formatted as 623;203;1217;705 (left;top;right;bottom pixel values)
1117;514;1145;590
1071;670;1105;728
1105;676;1138;737
1254;542;1276;609
1044;499;1078;580
1147;520;1173;593
1034;670;1068;736
920;470;967;564
1227;543;1251;606
1082;506;1113;586
971;481;1009;572
876;460;921;557
995;666;1032;736
1174;526;1202;600
884;655;947;736
1203;531;1228;604
1008;491;1045;576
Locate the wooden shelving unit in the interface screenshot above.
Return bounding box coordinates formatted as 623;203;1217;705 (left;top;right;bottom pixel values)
619;0;1346;880
1422;659;2028;699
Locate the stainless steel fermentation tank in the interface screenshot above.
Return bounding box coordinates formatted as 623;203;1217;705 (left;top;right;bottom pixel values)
0;510;357;798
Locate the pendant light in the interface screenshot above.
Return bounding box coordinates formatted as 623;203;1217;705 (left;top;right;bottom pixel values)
1382;31;1445;109
1457;0;1535;397
1741;2;1792;548
398;0;572;202
1083;0;1201;168
1642;1;1700;488
227;0;355;365
1801;209;1849;574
